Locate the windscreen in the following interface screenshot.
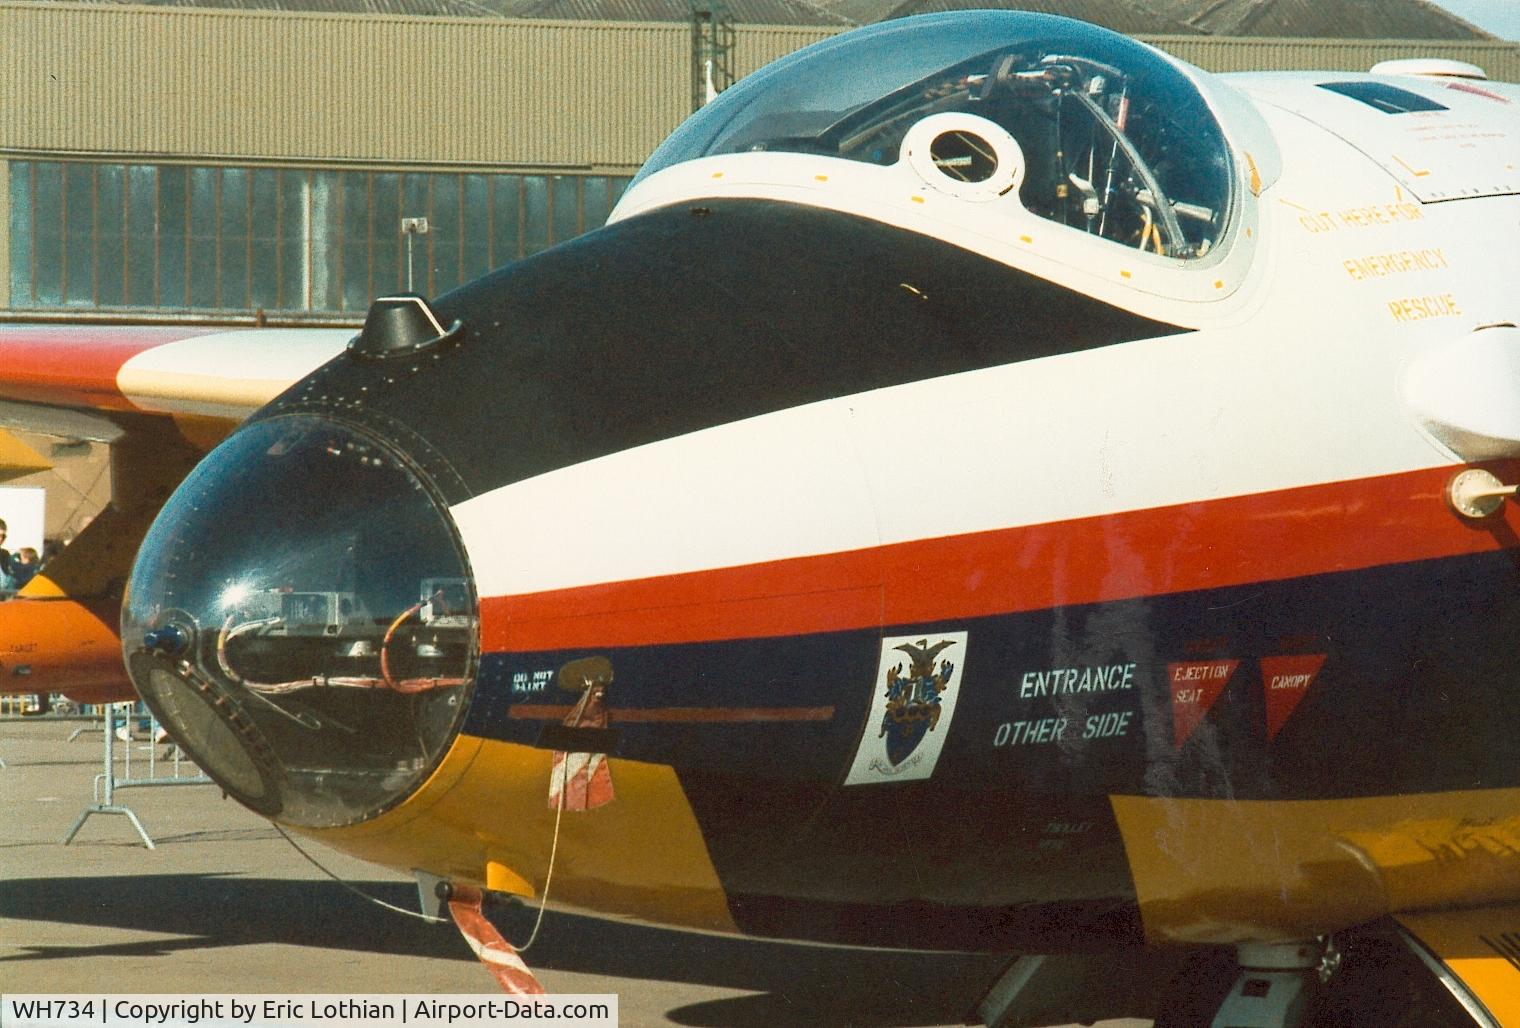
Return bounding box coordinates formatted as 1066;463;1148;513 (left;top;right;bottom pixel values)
635;12;1234;258
122;415;476;827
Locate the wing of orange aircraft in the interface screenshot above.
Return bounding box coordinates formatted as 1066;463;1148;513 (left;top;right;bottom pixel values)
0;326;351;703
4;12;1519;1023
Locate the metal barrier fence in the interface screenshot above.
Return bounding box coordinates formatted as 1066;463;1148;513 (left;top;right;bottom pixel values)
0;693;44;717
61;702;213;849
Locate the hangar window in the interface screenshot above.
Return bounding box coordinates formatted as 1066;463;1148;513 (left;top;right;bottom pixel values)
6;161;630;315
636;11;1235;259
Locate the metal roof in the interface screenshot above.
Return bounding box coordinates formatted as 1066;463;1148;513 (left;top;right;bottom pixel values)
35;0;848;20
12;0;1501;34
1173;0;1494;39
870;0;1205;34
501;0;851;24
44;0;504;14
820;0;1496;35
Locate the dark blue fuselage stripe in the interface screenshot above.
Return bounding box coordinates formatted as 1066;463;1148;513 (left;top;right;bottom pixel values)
468;547;1520;802
463;548;1520;944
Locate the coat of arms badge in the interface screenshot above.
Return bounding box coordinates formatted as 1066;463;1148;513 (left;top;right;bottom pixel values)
845;631;967;785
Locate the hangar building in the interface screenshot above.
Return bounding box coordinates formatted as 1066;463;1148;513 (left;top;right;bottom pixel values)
1;0;1517;541
2;0;1516;327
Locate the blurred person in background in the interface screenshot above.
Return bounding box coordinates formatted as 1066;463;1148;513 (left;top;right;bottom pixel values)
0;518;13;593
9;547;39;590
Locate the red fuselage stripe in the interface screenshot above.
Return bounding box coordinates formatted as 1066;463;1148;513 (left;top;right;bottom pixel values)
479;464;1520;653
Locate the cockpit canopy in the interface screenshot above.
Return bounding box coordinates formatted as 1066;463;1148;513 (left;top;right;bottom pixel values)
635;12;1236;259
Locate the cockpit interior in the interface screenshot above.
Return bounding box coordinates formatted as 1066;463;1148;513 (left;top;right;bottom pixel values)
636;12;1236;259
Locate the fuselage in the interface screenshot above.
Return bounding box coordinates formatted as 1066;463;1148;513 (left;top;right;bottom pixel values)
119;13;1520;953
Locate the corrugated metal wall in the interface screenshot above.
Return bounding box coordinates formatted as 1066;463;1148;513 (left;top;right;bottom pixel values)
1152;35;1520;80
2;3;1516;170
0;3;833;169
0;160;9;308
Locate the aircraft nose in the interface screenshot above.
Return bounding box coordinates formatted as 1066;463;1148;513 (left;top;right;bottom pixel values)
121;414;477;826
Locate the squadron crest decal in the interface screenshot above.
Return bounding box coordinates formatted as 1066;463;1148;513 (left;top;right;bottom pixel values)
845;632;967;785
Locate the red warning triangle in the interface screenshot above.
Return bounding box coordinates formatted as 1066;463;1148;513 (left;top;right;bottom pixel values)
1167;660;1239;747
1260;654;1327;741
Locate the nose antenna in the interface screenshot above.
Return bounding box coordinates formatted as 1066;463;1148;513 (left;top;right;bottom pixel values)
348;294;464;360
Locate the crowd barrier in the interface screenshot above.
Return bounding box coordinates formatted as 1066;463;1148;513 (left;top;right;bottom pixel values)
62;701;213;848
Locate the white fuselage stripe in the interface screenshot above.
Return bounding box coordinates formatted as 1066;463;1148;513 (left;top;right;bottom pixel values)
452;96;1520;600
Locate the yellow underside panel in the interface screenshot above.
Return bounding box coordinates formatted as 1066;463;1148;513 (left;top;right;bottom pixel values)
0;428;51;481
302;733;738;934
1111;790;1520;945
1398;905;1520;1026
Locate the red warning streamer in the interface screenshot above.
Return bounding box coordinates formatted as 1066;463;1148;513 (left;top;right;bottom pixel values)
548;683;615;811
446;885;547;995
